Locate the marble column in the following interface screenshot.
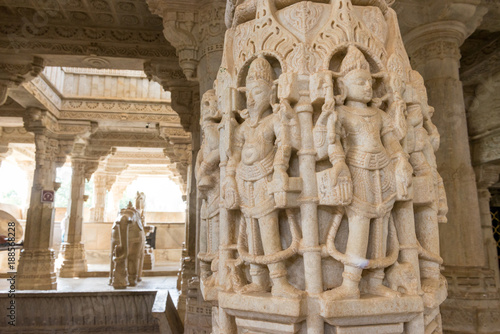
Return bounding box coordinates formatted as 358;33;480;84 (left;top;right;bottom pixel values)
405;21;485;269
476;165;500;287
92;172;107;222
59;158;97;277
17;133;65;290
405;16;500;333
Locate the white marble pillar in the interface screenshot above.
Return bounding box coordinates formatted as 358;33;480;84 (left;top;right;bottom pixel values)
92;172;107;222
17;133;64;290
405;15;500;333
476;165;500;287
405;21;485;269
59;158;97;277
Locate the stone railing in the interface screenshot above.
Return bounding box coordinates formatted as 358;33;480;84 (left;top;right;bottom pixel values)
0;289;182;333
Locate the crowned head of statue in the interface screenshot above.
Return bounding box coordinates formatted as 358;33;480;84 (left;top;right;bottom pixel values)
245;56;275;123
201;89;221;126
339;46;373;106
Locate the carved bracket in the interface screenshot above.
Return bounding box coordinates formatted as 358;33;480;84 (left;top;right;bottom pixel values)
0;57;44;106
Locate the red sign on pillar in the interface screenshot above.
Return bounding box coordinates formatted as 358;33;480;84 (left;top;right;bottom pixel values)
41;190;55;203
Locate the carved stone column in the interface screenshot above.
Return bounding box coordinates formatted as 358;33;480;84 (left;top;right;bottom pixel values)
59;157;98;278
146;2;226;328
476;165;500;287
17;111;66;290
17;108;94;290
401;2;500;332
92;172;107;222
405;19;486;269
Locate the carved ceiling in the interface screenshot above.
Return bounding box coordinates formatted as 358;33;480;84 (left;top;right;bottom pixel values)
0;0;163;29
0;0;180;70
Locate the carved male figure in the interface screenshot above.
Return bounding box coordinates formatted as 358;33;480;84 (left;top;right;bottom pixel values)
224;56;300;298
196;89;222;285
405;71;448;293
324;46;412;300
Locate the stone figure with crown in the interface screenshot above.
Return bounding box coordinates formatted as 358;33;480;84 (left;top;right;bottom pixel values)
196;88;222;287
319;45;412;300
223;55;302;299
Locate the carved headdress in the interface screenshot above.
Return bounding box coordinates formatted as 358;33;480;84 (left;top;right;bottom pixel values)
339;46;370;76
200;89;221;124
247;56;275;86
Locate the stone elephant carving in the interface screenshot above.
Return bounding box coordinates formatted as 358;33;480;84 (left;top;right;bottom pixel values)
109;202;146;289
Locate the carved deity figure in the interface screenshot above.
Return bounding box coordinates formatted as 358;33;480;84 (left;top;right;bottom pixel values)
109;201;146;289
323;46;412;300
405;71;448;293
196;89;222;285
223;56;301;298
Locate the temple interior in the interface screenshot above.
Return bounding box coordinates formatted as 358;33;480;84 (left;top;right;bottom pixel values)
0;0;499;333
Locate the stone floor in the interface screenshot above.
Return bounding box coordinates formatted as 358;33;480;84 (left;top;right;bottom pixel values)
0;275;180;305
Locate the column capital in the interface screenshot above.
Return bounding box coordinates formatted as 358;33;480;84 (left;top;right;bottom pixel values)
146;0;226;82
399;0;488;59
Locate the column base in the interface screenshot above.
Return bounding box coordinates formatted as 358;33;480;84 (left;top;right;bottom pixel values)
442;266;500;333
17;249;57;290
143;245;155;271
177;256;195;323
185;278;213;333
59;242;88;278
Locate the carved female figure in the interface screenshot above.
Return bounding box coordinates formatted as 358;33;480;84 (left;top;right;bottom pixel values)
223;56;301;298
323;46;412;300
196;89;222;285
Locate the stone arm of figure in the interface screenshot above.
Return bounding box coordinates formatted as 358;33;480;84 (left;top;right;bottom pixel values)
275;99;301;150
423;119;440;153
324;103;352;205
273;113;292;208
387;95;408;142
196;148;220;181
382;119;413;200
194;148;203;183
223;127;243;210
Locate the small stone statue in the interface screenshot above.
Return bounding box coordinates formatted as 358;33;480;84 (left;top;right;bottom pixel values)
322;46;412;300
224;56;301;298
109;201;146;289
196;89;222;286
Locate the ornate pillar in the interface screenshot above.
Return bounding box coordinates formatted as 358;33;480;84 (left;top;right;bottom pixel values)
59;156;98;278
17;108;94;290
476;165;500;287
146;2;226;328
401;2;500;332
17;110;66;290
92;172;107;222
405;20;486;270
